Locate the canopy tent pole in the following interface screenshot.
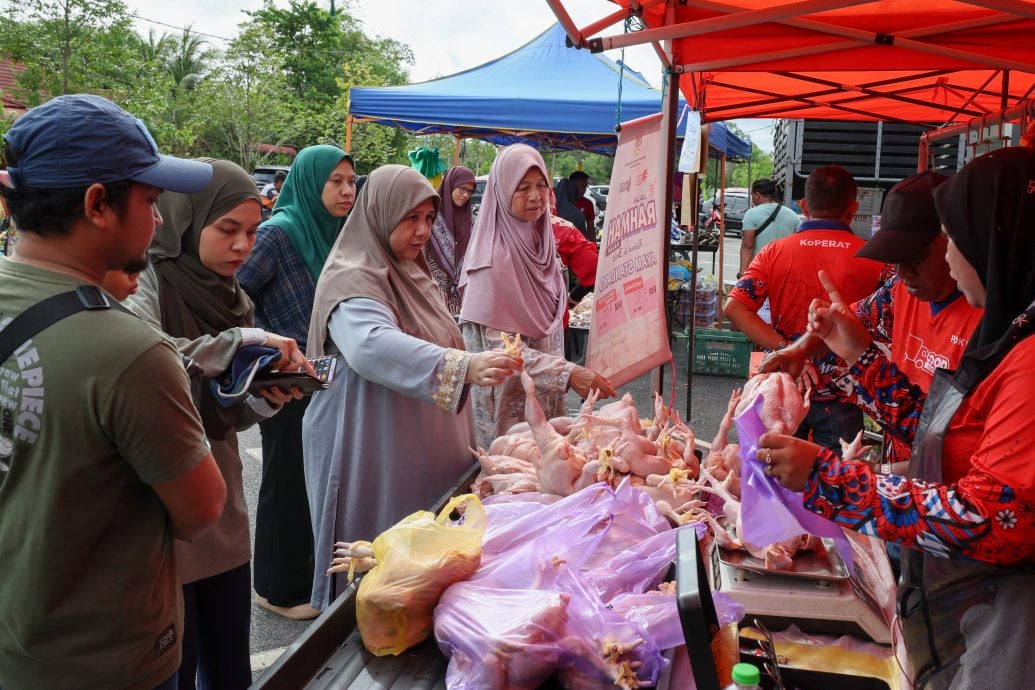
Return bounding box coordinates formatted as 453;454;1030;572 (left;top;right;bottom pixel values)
651;58;681;399
717;154;727;329
590;0;864;51
345;114;354;153
453;134;462;166
684;120;708;420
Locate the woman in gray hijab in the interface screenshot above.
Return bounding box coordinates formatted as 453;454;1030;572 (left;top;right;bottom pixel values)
303;165;519;611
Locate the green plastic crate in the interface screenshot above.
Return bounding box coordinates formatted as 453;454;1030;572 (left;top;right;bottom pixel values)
690;327;752;377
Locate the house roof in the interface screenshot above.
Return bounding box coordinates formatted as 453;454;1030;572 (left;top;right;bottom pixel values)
0;60;27;115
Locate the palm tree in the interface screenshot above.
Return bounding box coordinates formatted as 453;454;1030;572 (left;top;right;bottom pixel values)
138;28;174;65
167;26;213;92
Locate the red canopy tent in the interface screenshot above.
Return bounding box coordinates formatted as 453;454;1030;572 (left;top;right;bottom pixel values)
545;0;1035;406
545;0;1035;125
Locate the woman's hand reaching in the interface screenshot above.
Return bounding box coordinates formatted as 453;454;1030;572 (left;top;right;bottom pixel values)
264;332;318;376
568;365;617;400
466;350;521;387
754;433;823;492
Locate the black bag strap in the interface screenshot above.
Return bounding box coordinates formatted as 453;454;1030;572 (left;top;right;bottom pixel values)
752;202;783;239
0;285;129;365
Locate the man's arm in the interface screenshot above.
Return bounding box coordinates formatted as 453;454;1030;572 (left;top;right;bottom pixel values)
724;297;786;351
153;456;227;541
738;229;756;276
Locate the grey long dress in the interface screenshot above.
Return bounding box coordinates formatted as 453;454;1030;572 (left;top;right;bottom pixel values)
303;298;475;610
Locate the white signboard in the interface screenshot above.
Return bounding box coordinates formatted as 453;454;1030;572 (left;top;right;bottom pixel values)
677;109;702;173
586;113;672;387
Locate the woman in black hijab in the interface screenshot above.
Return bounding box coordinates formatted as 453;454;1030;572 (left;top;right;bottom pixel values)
757;146;1035;689
126;160;305;690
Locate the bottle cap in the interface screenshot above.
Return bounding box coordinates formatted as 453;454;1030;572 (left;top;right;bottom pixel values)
731;662;761;685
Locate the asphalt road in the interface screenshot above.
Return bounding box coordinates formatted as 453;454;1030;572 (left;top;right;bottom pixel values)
243;236;751;680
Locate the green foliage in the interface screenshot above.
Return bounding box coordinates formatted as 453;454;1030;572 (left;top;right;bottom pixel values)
0;0;419;174
701;144;774;198
0;0;140;101
243;0;411;106
185;34;297;169
546;151;614;184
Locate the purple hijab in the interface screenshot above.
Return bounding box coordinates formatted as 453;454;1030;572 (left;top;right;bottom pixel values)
426;166;475;282
459;145;566;340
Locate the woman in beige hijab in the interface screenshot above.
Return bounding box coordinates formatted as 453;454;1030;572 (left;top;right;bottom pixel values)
302;165;519;610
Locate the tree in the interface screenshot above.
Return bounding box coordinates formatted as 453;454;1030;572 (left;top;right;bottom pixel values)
137;28;175;65
166;27;214;93
0;0;140;102
238;0;413;153
186;29;296;170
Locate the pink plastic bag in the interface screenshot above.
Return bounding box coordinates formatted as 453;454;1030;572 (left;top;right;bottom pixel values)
435;583;571;690
583;524;703;603
735;396;854;572
553;566;666;689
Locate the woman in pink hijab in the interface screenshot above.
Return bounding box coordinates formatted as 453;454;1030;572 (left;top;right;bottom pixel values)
459;144;615;447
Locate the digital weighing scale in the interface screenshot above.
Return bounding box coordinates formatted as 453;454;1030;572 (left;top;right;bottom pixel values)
710;538;892;645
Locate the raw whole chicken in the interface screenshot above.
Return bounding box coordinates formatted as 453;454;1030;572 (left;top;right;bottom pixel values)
472;448;537;476
472;472;540;498
702;389;742;481
594;394;642;435
521;371;588;496
735;372;810;435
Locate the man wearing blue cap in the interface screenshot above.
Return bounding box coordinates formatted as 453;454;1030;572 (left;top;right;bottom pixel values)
0;95;227;690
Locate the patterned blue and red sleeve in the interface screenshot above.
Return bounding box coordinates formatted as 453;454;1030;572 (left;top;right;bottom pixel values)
802;448;1031;564
830;341;925;446
852;278;896;347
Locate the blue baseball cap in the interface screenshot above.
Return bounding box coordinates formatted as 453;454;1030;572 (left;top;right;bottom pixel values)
3;94;212;193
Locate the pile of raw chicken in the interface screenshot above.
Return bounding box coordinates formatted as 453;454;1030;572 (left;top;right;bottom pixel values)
471;369;826;571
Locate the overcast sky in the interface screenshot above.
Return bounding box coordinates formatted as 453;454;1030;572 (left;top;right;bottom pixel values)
119;0;775;152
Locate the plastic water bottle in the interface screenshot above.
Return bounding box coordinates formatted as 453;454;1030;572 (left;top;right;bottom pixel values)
725;662;762;689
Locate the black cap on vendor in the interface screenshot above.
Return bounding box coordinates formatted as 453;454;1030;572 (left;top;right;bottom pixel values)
855;170;948;264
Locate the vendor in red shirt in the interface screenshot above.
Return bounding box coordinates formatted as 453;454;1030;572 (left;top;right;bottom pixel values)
761;170;983;469
548;188;598;324
568;170;596;232
724;165;884;453
759;147;1035;689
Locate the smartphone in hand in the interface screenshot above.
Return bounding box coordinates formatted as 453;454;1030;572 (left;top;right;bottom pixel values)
249;355;338;395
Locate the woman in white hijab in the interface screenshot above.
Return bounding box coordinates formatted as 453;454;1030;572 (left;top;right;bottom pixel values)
460;144;615;448
303;165;519;610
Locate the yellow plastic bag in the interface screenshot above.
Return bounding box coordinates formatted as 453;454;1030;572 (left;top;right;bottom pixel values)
356;494;486;656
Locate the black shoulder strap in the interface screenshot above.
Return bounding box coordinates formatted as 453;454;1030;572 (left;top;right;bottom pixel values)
752;202;783;239
0;285;129;364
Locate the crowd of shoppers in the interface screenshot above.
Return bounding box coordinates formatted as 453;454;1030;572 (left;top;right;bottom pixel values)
4;91;1034;690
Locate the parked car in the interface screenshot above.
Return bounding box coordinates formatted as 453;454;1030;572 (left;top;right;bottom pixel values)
252;164;291;191
470;175;489;217
698;188;750;237
588;184;608;211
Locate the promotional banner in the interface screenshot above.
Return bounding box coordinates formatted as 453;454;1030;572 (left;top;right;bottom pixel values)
586;113;671;387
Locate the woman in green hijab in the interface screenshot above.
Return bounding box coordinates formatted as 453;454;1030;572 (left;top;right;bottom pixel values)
237;145;357;620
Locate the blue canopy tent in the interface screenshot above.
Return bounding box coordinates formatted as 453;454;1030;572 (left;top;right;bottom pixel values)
345;23;750;158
